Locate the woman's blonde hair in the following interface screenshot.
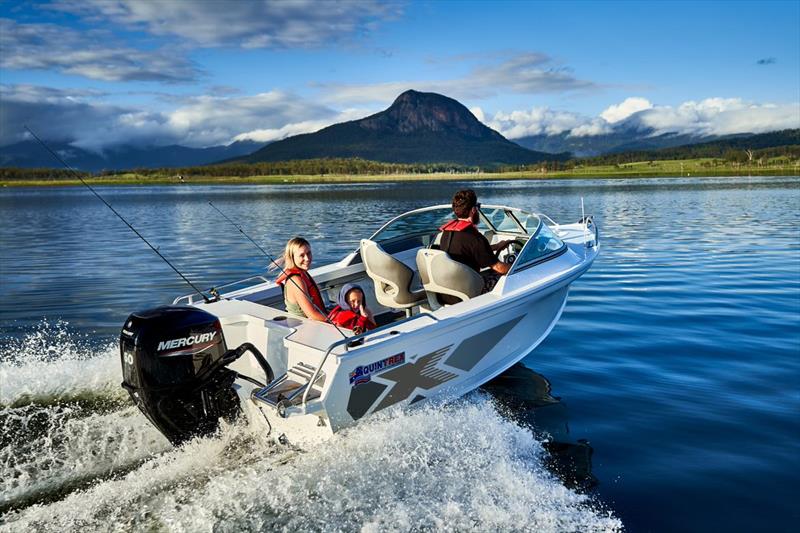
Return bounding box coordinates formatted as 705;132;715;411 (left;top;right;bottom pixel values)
283;236;311;270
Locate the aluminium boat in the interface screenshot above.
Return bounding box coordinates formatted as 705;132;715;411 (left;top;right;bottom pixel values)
120;204;599;446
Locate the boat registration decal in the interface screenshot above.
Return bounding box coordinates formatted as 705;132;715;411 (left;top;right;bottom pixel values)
349;353;405;388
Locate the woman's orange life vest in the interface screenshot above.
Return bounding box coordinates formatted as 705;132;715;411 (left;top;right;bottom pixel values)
439;219;476;232
327;306;376;334
276;267;326;314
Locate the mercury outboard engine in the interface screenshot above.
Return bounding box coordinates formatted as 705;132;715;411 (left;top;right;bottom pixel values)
120;306;243;445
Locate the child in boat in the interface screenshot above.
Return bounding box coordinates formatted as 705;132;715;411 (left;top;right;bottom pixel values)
328;283;376;334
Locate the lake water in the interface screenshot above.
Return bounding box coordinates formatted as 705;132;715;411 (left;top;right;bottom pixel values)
1;176;798;532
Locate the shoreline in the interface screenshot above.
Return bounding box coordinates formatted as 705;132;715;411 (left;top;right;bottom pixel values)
1;167;797;187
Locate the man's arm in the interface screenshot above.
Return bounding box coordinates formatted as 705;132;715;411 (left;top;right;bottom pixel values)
475;234;510;275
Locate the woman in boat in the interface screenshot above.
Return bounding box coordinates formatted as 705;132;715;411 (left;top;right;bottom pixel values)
327;283;376;334
276;237;328;321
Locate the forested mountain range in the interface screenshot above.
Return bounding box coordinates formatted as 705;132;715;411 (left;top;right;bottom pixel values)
514;129;734;157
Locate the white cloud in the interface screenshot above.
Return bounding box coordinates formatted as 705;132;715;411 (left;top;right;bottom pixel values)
600;97;653;123
0;84;142;147
52;0;402;48
0;84;347;150
232;109;371;143
627;98;800;135
483;107;608;138
319;52;597;105
164;92;344;147
569;119;614;137
485;97;798;140
0;18;201;83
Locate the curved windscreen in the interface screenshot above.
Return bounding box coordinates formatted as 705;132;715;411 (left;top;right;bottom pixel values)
515;212;542;235
368;205;537;255
481;207;530;234
369;208;455;253
371;208;454;242
514;224;565;268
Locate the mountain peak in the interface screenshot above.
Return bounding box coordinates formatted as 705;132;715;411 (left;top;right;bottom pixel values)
361;90;498;139
391;89;444;105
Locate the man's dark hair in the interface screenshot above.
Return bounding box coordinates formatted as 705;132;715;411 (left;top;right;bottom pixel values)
452;189;477;219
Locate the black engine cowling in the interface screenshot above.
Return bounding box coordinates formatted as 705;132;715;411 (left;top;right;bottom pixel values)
120;306;241;445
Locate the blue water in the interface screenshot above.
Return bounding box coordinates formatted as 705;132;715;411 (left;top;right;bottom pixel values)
1;176;798;532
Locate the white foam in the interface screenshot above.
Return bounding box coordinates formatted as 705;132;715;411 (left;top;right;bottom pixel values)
0;320;124;406
2;397;622;532
0;417;268;530
1;405;170;507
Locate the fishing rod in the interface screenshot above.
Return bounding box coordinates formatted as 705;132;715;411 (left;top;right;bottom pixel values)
24;126;210;304
207;201;349;340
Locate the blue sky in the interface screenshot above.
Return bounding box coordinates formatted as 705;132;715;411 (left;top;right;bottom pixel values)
1;0;798;150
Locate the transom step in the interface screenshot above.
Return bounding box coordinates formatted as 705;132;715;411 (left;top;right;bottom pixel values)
252;362;324;408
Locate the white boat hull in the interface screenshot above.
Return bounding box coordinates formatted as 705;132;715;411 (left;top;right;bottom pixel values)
121;206;598;447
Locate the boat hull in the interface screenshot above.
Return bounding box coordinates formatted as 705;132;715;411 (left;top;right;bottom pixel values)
239;280;572;445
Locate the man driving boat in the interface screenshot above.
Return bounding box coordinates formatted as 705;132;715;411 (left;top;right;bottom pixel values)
438;189;514;298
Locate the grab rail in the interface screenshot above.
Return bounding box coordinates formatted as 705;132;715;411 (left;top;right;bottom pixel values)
581;215;599;248
300;312;440;406
173;275;271;305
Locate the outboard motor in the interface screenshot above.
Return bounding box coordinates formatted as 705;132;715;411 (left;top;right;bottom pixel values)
120;306;241;445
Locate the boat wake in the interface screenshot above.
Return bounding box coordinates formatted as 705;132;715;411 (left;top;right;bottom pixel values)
0;322;621;532
0;320;125;407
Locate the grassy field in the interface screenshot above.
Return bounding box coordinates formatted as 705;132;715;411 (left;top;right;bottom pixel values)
1;158;797;187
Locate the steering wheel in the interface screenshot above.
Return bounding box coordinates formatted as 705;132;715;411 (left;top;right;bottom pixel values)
495;239;526;264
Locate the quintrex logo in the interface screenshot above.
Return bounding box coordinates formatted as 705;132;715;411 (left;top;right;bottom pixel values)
157;332;218;352
349;353;405;387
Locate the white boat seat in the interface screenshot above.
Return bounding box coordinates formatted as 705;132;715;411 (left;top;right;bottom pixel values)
360;239;427;314
416;248;484;308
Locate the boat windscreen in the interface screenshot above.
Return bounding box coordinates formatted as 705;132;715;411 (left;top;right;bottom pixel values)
480;207;532;234
514;223;565;268
514;212;542;234
370;208;456;244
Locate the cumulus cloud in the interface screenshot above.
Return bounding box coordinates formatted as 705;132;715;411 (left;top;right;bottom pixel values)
600;97;653;123
484;97;799;140
319;52;597;105
626;98;800;136
569;120;615;137
1;84;347;150
0;84;143;147
164;91;340;147
484;107;603;139
52;0;402;48
232;109;371;143
0;18;201;83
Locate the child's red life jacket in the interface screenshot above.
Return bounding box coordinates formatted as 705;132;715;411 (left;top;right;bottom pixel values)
276;267;326;313
327;305;376;334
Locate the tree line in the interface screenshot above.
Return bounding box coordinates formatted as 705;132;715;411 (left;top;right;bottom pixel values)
577;143;800;167
0;158;486;181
